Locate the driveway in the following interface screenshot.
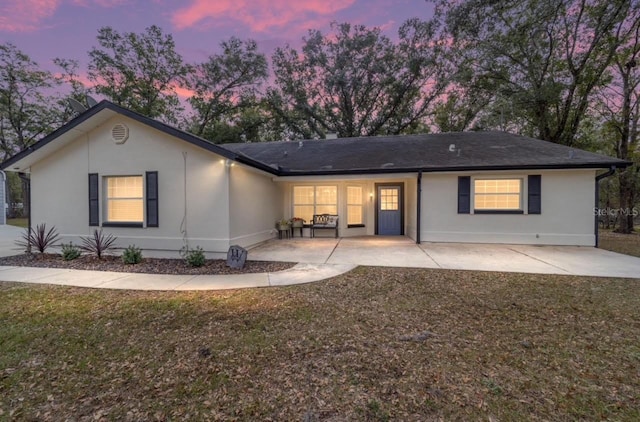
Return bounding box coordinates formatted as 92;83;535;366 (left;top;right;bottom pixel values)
250;236;640;279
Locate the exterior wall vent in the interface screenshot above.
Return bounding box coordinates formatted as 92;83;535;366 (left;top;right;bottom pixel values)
111;123;129;144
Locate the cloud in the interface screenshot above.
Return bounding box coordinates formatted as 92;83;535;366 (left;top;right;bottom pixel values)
172;0;357;32
173;85;196;100
0;0;60;32
0;0;132;33
72;0;130;7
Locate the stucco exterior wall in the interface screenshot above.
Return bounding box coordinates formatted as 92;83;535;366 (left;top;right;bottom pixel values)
421;170;597;246
31;115;232;252
228;164;282;247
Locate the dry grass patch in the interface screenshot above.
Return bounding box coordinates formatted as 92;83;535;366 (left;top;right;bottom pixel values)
1;268;639;420
598;230;640;258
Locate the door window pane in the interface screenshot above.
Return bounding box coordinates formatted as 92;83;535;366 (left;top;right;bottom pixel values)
380;188;398;211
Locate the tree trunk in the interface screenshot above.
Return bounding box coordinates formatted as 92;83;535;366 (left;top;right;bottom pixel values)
616;169;635;233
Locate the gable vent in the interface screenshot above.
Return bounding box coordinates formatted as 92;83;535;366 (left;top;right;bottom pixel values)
111;123;129;144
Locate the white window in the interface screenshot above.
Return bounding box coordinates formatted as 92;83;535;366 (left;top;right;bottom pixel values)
293;185;337;223
105;176;144;222
347;186;363;225
474;178;522;211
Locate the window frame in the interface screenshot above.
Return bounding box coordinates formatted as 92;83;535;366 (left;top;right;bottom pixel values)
102;175;145;228
472;177;524;215
292;185;338;225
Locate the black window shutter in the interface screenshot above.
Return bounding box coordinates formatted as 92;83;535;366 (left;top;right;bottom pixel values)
528;175;541;214
458;176;471;214
146;171;159;227
88;173;99;226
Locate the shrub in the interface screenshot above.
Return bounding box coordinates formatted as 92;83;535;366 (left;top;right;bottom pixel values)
122;245;143;265
16;223;60;253
80;229;117;259
61;243;81;261
185;246;206;268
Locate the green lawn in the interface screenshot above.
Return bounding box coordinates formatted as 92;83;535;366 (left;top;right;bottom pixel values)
1;268;638;420
6;218;27;228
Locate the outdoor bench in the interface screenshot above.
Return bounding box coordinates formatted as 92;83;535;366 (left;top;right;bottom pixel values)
311;214;339;238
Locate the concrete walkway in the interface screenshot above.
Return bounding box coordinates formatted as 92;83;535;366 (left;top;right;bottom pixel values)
0;226;639;291
0;262;356;291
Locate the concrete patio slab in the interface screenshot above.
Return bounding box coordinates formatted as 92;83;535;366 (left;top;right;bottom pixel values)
509;245;640;278
268;263;357;286
248;238;338;264
421;242;572;275
327;237;439;268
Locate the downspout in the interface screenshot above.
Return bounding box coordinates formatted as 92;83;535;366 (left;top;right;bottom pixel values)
594;166;617;248
416;171;422;244
18;172;31;252
0;170;5;225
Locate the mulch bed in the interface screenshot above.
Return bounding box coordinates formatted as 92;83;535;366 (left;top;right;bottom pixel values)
0;253;295;275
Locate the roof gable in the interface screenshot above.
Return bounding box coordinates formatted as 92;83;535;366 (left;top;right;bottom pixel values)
0;101;275;174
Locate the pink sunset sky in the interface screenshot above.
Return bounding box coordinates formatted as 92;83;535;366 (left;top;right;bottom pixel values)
1;0;435;75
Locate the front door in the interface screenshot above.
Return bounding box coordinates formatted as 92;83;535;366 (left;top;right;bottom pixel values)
376;184;403;235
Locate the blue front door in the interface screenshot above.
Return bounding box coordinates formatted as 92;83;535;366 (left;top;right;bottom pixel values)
377;185;402;235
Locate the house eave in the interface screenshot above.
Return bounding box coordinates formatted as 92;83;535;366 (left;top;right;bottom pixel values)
272;161;633;177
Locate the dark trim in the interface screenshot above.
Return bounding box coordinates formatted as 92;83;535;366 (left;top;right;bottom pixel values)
18;173;31;249
2;105;111;170
145;171;159;227
88;173;99;226
102;222;144;228
594;166;617;247
527;175;542;214
272;161;633;177
374;183;404;236
458;176;471;214
347;224;365;228
474;209;524;215
416;171;422;244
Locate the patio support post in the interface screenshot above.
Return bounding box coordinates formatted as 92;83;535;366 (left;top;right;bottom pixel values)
594;166;616;248
416;171;422;244
18;172;31;251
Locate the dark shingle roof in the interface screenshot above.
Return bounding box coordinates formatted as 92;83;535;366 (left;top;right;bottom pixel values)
222;132;630;175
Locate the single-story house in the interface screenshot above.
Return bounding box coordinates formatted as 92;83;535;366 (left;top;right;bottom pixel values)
0;101;630;251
